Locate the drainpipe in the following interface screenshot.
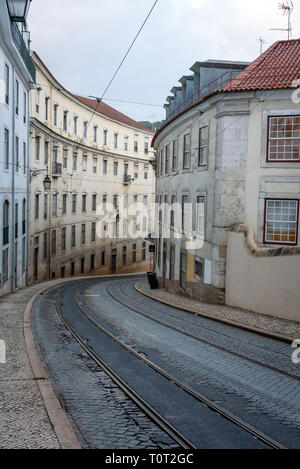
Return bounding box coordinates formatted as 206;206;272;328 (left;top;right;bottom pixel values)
11;66;16;292
26;90;30;287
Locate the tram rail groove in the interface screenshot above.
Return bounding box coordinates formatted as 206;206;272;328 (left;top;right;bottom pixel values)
103;282;299;383
72;288;286;450
55;297;196;450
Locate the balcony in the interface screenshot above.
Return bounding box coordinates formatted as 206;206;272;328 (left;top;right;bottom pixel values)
10;22;35;82
52;162;62;177
123;174;132;185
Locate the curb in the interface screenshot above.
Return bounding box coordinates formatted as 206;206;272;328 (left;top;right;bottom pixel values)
134;282;293;344
23;272;147;449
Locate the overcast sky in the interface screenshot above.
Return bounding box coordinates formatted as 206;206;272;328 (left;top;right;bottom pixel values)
27;0;300;122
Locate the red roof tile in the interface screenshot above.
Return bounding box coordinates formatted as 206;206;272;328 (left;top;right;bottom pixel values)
224;38;300;92
73;95;154;133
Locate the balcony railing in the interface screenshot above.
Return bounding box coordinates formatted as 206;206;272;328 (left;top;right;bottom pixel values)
11;22;35;82
165;71;239;125
52;162;62;176
123;174;132;184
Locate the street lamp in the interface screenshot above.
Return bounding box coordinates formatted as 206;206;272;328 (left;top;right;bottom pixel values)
43;175;51;191
6;0;31;23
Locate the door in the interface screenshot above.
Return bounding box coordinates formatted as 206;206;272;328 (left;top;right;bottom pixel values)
111;254;117;274
34;247;39;281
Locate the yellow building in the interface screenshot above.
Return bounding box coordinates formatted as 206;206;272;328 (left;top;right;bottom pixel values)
29;52;155;283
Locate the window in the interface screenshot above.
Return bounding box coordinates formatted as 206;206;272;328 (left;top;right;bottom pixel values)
82;154;87;171
43;233;47;260
71;225;76;247
15;80;19;115
160;149;164;175
182;195;189;234
52;230;57;256
144;140;149;155
35;135;40;161
63;111;68;131
134;163;138;179
165;144;170;174
3;200;9;246
4;129;9;169
5;64;9;105
71;261;75;276
52;193;57;217
170;246;175;281
44;194;48;219
22;199;26;234
114;161;118;176
36;88;40;114
93;126;98;143
144;164;148;180
133;194;138;206
21;142;25;175
44;141;49;164
62;227;66;251
92;156;97;173
62;194;67;215
72;194;77;213
114;133;118;148
132;244;137;263
267;116;300;162
73;152;77;170
82;194;87;212
113;194;118;209
15;202;18;239
61;266;65;278
83;121;88;139
63;148;68;169
91;222;96;242
15;137;19;171
183;134;191;169
264;199;299;245
142;242;146;260
195;257;204;279
103;129;108;145
198;126;208;166
74;116;78;135
172;139;178;171
92;194;97;211
180;252;187;289
2;249;9;282
101;251;105;266
170;195;176;228
134;140;138;153
23;92;26;123
196;196;205;239
103;158;107;175
53;104;58;126
81;224;86;244
81;258;85;274
123;193;128;209
124;137;128;151
102;194;107;211
143;195;148;207
35;194;39;220
45;97;49;121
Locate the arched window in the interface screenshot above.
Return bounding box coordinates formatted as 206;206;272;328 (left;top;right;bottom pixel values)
22;199;26;235
3;200;9;246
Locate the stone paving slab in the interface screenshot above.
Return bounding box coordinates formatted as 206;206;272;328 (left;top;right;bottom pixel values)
135;281;300;341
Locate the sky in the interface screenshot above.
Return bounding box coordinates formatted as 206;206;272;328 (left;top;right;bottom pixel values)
27;0;300;123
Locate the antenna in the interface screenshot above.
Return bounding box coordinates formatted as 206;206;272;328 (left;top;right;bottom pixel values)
258;36;266;54
270;1;294;39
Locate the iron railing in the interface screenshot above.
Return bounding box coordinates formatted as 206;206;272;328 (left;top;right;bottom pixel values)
10;22;36;82
52;162;62;176
165;71;239;125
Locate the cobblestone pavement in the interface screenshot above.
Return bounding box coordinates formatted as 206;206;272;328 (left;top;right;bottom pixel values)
84;278;300;448
0;282;61;449
135;281;300;340
31;284;178;450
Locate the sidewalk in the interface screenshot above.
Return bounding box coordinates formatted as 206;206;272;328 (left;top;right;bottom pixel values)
0;280;80;449
135;281;300;342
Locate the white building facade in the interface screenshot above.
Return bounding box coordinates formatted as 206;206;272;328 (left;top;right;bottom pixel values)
28;53;155;283
0;0;35;297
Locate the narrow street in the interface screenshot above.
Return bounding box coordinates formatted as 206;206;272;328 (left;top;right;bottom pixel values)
31;275;300;449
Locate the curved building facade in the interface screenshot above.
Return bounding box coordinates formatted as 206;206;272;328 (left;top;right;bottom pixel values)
29;52;155;283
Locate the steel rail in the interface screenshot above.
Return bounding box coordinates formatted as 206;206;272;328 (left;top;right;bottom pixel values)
72;287;287;449
55;296;196;450
104;281;299;383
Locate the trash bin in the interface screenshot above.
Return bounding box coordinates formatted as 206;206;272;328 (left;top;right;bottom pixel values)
147;272;159;290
